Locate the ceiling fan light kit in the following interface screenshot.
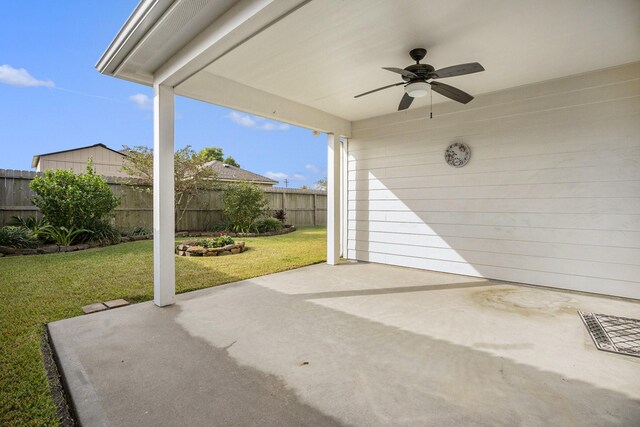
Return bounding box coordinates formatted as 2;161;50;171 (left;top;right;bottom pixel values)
405;81;429;97
354;48;485;113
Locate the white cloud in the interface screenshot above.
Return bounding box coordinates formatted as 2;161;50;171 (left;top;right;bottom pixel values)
227;111;256;127
258;122;290;131
265;171;288;180
0;64;54;88
305;164;320;173
129;93;152;110
227;111;289;131
292;174;306;181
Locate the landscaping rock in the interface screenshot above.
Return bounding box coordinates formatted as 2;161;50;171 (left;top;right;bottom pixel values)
176;241;247;256
0;246;16;254
76;244;90;251
40;246;59;254
20;248;38;255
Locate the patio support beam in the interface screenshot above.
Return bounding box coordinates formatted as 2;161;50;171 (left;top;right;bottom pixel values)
153;84;175;307
327;133;341;265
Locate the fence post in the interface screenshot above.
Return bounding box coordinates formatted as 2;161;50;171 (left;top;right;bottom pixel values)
313;193;317;226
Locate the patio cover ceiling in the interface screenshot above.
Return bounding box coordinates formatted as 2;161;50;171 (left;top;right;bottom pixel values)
99;0;640;130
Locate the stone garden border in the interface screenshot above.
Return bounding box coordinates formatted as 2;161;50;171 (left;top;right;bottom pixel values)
0;234;153;257
176;241;246;257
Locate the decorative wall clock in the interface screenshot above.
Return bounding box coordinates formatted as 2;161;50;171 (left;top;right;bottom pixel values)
444;142;471;167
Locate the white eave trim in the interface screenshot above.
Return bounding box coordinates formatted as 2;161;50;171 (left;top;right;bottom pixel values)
95;0;173;76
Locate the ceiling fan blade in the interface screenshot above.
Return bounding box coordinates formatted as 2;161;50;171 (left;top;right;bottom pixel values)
431;62;484;79
383;67;418;79
429;81;474;104
398;93;414;111
354;82;404;98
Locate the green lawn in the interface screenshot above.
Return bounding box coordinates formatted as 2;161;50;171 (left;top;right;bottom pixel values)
0;227;326;426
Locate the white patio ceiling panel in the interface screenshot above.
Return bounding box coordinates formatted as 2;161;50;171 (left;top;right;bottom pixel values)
197;0;640;122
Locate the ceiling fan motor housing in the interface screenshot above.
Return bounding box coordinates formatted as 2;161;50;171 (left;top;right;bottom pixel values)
402;64;435;82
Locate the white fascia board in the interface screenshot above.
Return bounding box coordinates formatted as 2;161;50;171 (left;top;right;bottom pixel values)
177;71;351;137
96;0;174;76
154;0;310;87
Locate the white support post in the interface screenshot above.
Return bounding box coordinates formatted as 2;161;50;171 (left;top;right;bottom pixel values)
341;138;349;258
327;133;341;265
153;84;175;306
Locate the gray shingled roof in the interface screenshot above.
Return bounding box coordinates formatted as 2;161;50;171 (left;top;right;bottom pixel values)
203;161;277;185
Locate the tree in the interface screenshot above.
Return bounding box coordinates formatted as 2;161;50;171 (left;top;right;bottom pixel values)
223;156;240;168
315;178;327;191
121;145;218;227
222;181;268;233
199;147;223;162
31;160;120;230
199;147;241;168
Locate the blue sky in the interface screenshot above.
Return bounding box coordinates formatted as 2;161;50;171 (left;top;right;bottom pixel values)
0;1;326;188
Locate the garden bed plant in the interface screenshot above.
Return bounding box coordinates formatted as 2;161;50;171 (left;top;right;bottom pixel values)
176;235;246;257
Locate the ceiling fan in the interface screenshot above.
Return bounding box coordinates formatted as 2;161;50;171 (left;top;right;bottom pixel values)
354;48;484;111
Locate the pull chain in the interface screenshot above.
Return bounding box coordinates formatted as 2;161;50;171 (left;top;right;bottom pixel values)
430;89;433;119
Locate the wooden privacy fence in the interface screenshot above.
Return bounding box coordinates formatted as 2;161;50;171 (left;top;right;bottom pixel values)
0;169;326;231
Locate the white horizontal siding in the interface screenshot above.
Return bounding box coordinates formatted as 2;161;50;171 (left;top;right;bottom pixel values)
347;62;640;299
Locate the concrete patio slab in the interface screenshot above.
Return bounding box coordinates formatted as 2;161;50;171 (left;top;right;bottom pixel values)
49;262;640;426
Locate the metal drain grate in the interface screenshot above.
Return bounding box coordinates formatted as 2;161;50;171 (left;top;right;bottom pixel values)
579;311;640;358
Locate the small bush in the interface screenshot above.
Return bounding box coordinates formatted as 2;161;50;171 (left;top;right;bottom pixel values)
0;226;38;248
33;225;91;246
222;182;268;233
272;209;286;224
130;226;151;236
9;215;48;230
194;235;235;248
88;221;120;245
252;217;283;233
30;160;120;230
209;220;230;232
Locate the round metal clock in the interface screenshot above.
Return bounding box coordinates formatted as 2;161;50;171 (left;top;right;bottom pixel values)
444;142;471;168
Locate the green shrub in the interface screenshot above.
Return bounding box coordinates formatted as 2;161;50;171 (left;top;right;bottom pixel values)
88;221;120;245
33;225;91;246
130;225;151;236
222;182;268;233
9;215;48;230
30;160;120;231
272;209;287;224
209;220;230;232
252;217;283;233
194;235;235;248
0;226;38;248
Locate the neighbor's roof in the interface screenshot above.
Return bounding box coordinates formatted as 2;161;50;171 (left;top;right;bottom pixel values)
31;143;125;168
203;160;277;185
